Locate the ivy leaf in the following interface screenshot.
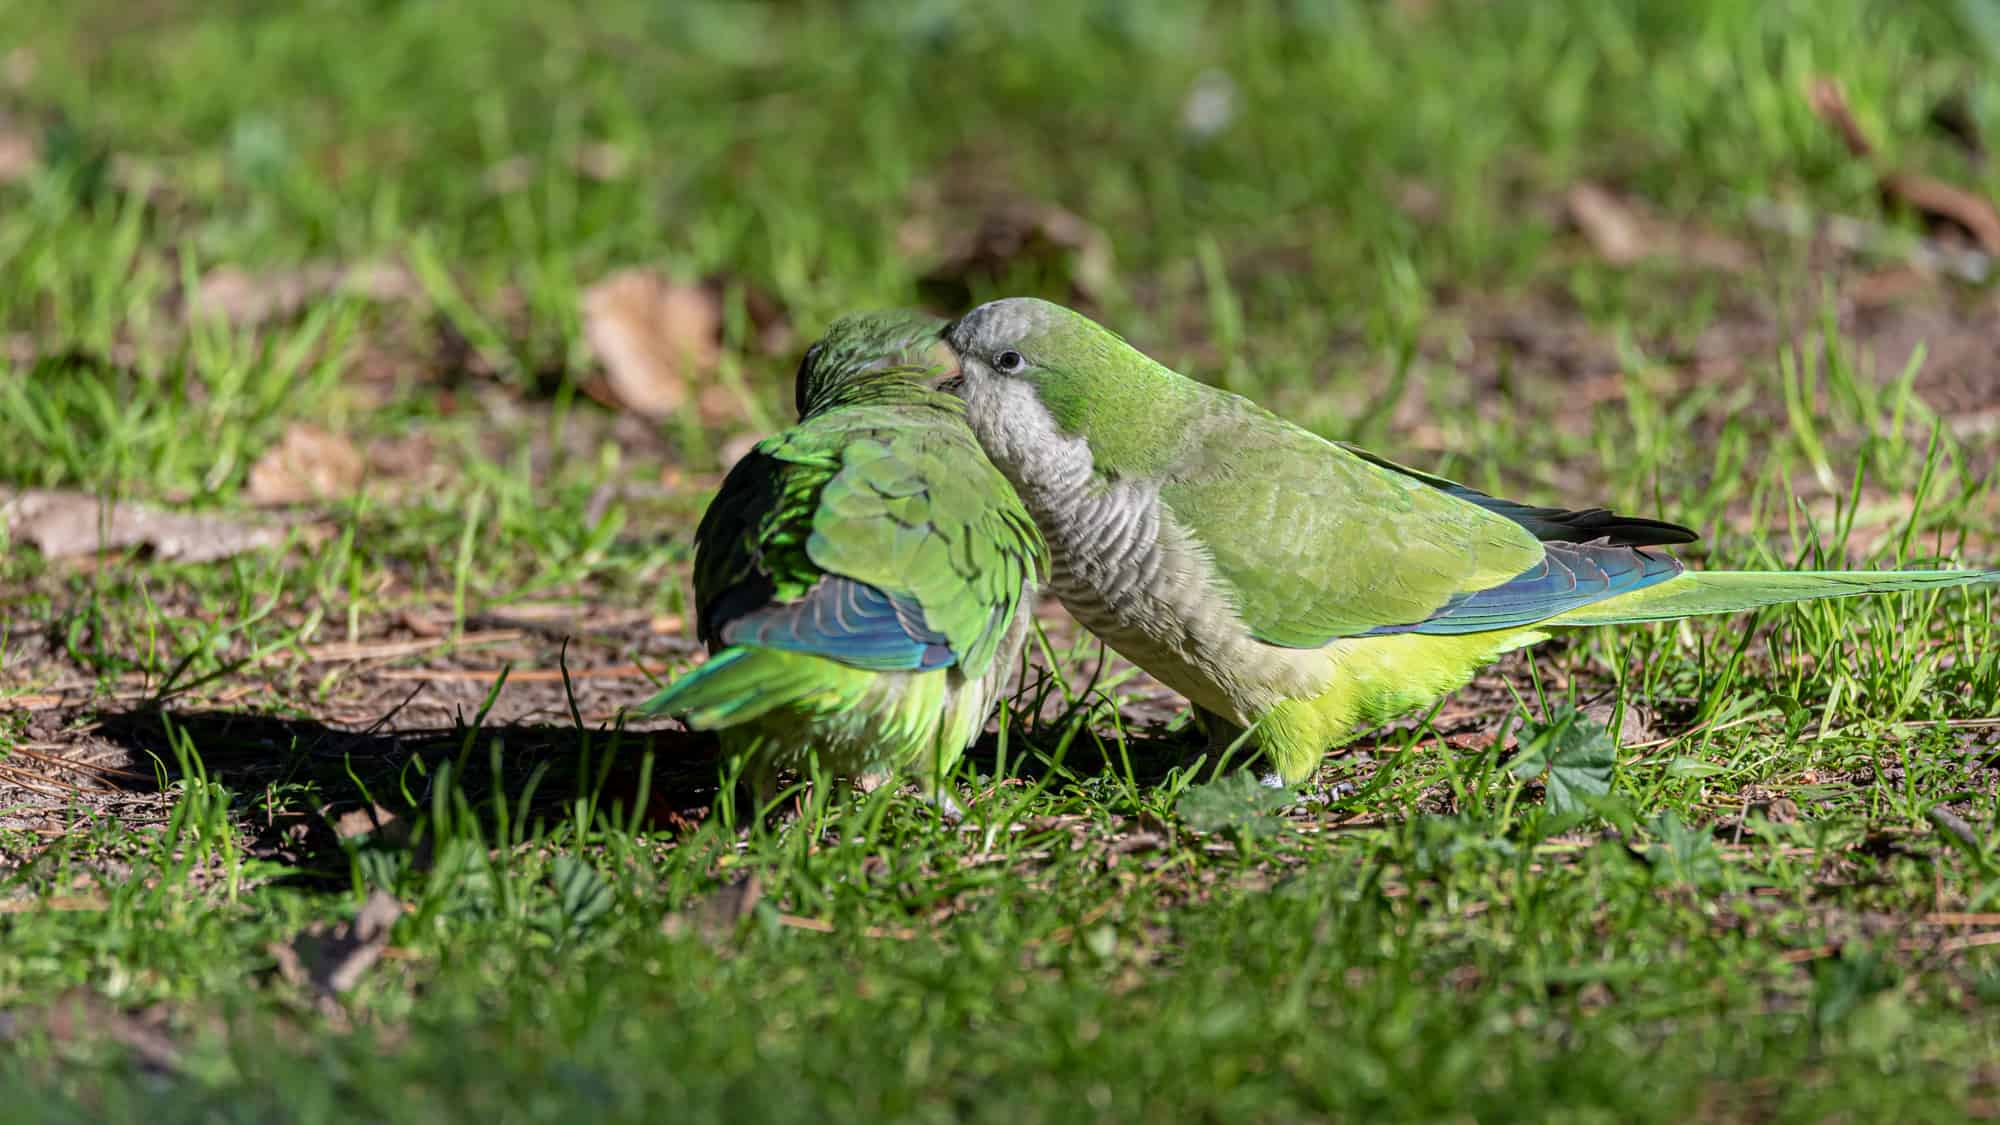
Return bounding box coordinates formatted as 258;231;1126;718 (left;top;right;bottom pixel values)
1507;706;1617;815
1177;773;1292;839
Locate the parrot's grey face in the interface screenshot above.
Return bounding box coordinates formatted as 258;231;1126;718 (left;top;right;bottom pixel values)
945;297;1060;397
944;298;1085;489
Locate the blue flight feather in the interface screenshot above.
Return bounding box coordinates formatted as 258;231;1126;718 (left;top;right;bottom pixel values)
1367;541;1685;635
718;575;957;671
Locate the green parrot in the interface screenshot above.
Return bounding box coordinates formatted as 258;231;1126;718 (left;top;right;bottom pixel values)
943;297;1998;787
641;311;1047;814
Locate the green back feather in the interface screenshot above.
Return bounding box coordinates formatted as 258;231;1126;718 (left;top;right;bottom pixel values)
691;311;1047;678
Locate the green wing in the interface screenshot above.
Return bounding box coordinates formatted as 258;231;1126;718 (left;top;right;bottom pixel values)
1158;392;1548;648
689;440;833;650
804;402;1046;676
694;394;1045;677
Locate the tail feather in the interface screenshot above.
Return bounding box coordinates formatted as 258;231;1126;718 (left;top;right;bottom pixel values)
1545;569;1999;627
640;646;865;729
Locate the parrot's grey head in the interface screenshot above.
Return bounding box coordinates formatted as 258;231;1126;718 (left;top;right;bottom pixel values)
794;310;955;419
945;298;1072;389
945;297;1129;489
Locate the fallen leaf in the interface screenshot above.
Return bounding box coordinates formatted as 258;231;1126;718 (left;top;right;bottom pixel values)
0;121;37;185
279;888;404;999
1394;179;1444;224
247;423;365;505
1880;170;2000;256
2;489;288;562
30;991;182;1074
189;261;418;326
329;802;406;844
1567;183;1648;263
3;48;34;89
1109;831;1168;856
571;142;630;181
661;872;761;943
364;431;439;485
1566;182;1751;271
396;608;445;637
910;197;1116;304
1808;77;2000;257
1582;699;1658;747
190;264;335;325
1808;78;1876;158
581;269;720;419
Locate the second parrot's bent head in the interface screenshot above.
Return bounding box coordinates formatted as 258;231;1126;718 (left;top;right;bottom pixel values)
794;310;957;419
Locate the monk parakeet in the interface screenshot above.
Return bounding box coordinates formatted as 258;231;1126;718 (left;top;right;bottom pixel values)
944;297;1998;787
642;311;1046;813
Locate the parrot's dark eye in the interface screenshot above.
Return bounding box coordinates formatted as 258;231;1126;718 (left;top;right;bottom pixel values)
994;350;1026;374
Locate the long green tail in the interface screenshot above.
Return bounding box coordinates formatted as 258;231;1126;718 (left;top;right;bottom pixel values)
640;646;867;728
1546;569;1999;628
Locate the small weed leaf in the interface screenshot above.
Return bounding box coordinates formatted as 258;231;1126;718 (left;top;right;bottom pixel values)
1811;949;1893;1033
550;855;615;933
1176;773;1292;839
1664;756;1724;779
1644;811;1726;889
1507;706;1617;815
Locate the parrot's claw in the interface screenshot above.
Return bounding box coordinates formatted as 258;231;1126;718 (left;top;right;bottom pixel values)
931;792;965;824
1257;771;1286;790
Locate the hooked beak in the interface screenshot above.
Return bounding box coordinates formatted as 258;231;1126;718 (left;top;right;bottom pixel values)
923;337;966;396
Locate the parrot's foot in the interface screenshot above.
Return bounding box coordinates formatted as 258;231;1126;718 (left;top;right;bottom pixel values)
1257;771;1356;809
929;791;965;824
849;771;891;795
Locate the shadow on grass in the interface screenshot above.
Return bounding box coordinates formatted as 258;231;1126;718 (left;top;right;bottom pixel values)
85;708;726;886
77;705;1201;883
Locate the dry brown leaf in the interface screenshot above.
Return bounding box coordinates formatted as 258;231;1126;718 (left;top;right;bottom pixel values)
661;872;761;943
329;802;407;844
3;48;35;89
1566;183;1648;263
32;991;183;1074
1808;77;2000;258
3;489;287;562
1808;78;1875;158
189;261;419;326
1566;182;1751;271
911;199;1117;303
482;156;535;194
581;269;721;419
1880;171;2000;256
571;142;630;181
247;423;365;506
1581;699;1658;747
1394;179;1444;225
0;123;37;185
279;889;405;999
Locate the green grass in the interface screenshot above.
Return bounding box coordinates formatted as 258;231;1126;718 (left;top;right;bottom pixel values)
3;0;2000;1121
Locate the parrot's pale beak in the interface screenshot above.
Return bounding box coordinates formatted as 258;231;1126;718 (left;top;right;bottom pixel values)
924;338;966;396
